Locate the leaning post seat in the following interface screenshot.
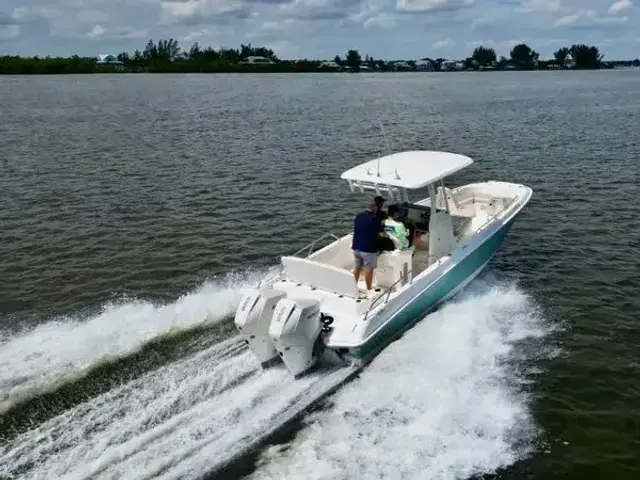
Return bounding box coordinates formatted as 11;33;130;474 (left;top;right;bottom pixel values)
375;248;413;291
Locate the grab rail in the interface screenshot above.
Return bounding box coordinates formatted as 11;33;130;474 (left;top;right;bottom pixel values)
291;233;341;258
363;276;404;322
471;196;518;235
473;204;509;234
361;252;450;321
256;272;283;288
256;232;342;288
473;214;497;235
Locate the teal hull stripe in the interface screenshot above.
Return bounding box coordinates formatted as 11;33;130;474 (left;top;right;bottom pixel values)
350;219;513;360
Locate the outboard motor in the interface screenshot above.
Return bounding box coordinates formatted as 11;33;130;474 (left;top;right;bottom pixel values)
234;287;287;367
269;298;324;377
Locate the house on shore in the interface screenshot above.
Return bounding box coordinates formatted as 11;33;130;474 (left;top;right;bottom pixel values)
96;54;124;70
441;60;464;71
416;59;435;71
389;61;413;71
318;61;341;71
242;56;274;65
564;53;576;69
97;54;122;65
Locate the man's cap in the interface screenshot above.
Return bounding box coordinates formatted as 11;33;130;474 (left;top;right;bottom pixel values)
374;195;386;205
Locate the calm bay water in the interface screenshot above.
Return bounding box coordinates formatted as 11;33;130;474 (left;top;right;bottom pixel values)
1;71;639;479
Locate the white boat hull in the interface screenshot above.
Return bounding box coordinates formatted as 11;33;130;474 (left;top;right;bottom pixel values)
344;213;514;360
234;177;532;377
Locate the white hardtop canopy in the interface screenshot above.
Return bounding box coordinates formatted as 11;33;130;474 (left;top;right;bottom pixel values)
341;151;473;193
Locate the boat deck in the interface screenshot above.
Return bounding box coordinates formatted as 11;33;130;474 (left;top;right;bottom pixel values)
271;279;381;346
272;279;374;314
267;183;529;350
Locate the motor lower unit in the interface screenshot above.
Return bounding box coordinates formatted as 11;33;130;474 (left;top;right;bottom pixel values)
269;298;324;377
234;287;287;366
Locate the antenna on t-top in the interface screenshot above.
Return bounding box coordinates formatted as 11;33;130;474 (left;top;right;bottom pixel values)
377;119;391;177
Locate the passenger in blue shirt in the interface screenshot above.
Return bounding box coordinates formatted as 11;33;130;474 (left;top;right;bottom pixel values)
352;201;387;291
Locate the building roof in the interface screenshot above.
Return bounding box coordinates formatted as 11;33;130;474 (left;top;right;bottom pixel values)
96;54;122;64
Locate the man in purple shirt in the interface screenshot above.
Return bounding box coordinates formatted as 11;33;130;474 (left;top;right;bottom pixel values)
352;201;386;291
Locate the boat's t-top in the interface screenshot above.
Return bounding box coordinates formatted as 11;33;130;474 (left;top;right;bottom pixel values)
340;149;473;205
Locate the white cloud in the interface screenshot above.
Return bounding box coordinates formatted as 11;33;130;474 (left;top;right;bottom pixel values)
259;20;284;31
0;24;20;40
553;9;629;27
244;18;300;41
396;0;473;13
278;0;357;20
432;37;453;49
87;24;107;38
470;15;497;29
159;0;249;25
608;0;633;14
518;0;562;12
553;9;595;27
349;0;388;23
1;0;639;60
363;12;399;28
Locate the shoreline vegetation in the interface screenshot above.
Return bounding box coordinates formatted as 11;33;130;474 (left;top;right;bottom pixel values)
1;40;639;75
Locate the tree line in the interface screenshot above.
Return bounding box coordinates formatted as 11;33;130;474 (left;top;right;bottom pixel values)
464;43;607;70
0;39;638;74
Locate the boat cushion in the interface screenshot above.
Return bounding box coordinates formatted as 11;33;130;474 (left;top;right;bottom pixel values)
281;256;360;298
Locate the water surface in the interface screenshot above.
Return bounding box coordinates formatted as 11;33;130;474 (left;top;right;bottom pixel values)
1;70;639;479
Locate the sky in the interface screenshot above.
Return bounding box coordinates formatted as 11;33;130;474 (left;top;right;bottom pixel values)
0;0;638;60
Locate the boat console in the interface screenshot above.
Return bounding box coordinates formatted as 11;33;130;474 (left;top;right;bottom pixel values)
386;201;434;237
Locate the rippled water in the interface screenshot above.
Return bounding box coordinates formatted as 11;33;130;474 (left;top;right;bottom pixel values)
1;70;640;479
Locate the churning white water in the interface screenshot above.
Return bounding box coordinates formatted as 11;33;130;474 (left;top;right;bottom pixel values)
250;278;551;480
0;275;551;480
0;335;355;479
0;268;272;413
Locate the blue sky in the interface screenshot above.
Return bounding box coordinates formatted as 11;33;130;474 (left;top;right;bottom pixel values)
1;0;638;60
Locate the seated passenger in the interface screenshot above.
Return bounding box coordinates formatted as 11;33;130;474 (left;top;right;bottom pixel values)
402;217;428;251
383;206;410;250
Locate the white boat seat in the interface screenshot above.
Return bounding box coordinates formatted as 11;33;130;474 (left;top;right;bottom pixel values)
307;234;354;270
281;255;360;298
375;248;413;290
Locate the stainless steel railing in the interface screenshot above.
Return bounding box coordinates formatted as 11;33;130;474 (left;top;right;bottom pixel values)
256;232;342;287
363;275;405;322
361;251;450;321
290;233;341;258
472;203;510;234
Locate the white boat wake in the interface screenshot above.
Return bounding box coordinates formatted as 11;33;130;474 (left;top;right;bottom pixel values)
0;276;552;480
0;334;355;480
250;279;553;480
0;268;273;414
